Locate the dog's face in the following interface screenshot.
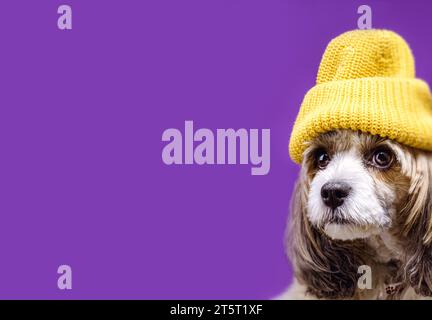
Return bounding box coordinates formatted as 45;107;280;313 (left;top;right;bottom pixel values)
288;129;432;298
302;130;417;241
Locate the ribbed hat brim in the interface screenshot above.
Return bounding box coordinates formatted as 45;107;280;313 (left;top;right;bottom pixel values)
289;77;432;163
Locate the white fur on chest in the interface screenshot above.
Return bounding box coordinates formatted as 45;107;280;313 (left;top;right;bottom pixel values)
368;232;402;263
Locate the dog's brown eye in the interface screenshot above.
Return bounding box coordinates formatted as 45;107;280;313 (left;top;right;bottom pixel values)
315;149;330;169
371;148;393;168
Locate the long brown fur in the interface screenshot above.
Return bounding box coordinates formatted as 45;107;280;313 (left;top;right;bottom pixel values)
285;130;432;299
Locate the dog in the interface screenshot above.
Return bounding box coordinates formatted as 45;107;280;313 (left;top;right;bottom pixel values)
279;129;432;300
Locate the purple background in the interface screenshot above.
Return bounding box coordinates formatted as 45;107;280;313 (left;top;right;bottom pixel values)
0;0;431;299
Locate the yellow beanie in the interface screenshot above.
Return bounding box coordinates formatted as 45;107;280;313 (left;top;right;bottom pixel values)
289;29;432;164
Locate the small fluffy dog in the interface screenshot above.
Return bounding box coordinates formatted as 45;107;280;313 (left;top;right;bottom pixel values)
281;130;432;299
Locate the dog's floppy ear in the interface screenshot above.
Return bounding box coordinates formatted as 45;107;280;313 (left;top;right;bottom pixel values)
400;152;432;296
286;169;367;299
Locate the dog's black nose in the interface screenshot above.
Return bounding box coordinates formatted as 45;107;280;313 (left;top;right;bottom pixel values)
321;181;351;209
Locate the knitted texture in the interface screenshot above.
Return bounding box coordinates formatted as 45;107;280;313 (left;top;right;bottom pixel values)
289;29;432;164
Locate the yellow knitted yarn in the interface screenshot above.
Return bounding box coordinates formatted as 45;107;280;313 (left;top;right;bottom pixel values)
289;29;432;164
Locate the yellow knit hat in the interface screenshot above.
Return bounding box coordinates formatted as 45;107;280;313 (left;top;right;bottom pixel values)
289;29;432;164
